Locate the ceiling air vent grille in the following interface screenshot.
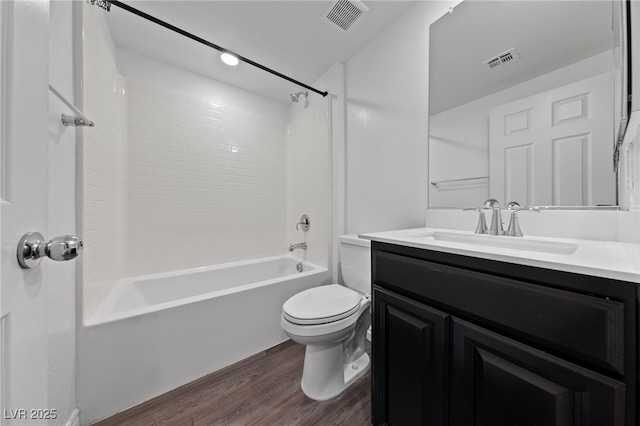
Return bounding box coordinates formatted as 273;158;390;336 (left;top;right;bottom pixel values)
483;48;521;70
322;0;369;32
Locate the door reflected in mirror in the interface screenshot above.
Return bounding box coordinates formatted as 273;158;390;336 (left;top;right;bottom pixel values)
428;0;627;209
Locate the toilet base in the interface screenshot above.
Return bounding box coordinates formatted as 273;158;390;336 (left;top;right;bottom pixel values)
343;351;370;388
300;343;370;401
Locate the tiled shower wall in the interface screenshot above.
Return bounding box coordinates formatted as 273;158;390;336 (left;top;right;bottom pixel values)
124;82;288;277
287;98;331;268
81;1;126;316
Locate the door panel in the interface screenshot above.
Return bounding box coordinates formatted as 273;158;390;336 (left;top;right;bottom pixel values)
490;72;615;206
0;0;50;423
372;288;449;426
504;143;533;204
452;319;625;426
474;347;574;426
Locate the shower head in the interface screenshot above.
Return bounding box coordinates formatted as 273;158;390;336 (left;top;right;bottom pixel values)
290;91;309;103
90;0;112;11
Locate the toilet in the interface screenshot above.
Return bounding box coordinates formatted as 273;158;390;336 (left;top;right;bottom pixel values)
281;235;371;401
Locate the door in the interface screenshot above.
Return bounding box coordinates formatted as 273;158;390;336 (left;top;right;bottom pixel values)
0;1;51;423
372;288;449;426
490;73;616;206
451;318;625;426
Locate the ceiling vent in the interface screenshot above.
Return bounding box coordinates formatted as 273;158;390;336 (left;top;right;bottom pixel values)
321;0;369;33
483;48;521;70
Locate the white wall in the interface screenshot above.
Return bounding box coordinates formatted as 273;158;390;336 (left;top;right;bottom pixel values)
48;1;78;425
345;1;456;234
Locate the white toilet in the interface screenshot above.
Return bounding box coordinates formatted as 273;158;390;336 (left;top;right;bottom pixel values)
281;235;371;401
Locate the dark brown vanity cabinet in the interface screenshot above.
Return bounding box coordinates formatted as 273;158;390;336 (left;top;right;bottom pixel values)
371;242;638;426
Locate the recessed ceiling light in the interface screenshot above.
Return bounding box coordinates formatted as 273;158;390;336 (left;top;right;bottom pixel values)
220;52;239;66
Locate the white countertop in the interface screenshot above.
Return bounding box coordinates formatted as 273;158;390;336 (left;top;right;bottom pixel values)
360;228;640;283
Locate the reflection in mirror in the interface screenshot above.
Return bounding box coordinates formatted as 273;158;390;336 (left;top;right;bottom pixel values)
428;1;626;209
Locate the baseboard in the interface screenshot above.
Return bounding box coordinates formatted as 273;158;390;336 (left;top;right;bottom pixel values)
64;408;80;426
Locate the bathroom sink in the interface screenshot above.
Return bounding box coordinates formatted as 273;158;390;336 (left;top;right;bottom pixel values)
419;231;578;255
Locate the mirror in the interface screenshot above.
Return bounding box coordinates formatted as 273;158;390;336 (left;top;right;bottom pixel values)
428;0;627;209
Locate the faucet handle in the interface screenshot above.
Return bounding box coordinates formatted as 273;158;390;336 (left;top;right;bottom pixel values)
482;199;501;209
505;201;520;210
463;207;488;234
296;214;310;232
505;201;540;213
504;206;540;237
518;206;541;213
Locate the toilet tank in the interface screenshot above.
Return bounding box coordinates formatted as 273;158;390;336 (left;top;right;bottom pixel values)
339;235;371;295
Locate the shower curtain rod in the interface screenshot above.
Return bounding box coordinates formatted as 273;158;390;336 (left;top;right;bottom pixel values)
100;1;329;98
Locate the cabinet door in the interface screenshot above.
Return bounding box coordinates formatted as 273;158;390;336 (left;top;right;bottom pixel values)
452;318;625;426
372;288;449;426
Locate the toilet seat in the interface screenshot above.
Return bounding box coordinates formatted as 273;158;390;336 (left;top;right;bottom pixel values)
282;284;363;325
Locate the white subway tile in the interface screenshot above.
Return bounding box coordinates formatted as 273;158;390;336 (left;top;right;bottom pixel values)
129;165;153;176
128;127;153;139
150;131;174;143
185;96;205;107
152;94;176;107
86;78;331;279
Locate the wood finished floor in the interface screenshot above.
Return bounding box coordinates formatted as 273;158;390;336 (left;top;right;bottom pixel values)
92;340;372;426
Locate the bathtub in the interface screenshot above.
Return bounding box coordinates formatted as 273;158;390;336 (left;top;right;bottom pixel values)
78;255;330;425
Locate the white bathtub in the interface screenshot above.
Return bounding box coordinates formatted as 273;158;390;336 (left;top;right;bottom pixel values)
79;255;329;425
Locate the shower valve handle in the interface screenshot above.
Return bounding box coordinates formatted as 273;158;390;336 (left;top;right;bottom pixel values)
17;232;83;269
296;214;310;232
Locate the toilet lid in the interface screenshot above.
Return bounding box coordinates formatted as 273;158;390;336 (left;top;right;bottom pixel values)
283;284;362;325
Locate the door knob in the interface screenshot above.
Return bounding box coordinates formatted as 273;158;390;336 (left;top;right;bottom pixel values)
17;232;83;269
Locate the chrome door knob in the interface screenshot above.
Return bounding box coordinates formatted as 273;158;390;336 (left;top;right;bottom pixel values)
17;232;83;269
47;235;83;261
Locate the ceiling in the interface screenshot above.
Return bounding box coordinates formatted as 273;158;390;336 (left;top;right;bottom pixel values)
103;0;417;104
429;1;615;114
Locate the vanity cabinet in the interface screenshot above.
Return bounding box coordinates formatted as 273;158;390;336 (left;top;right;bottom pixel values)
373;289;449;425
371;241;637;426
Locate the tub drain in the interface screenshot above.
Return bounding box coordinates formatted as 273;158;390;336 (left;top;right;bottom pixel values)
296;263;303;272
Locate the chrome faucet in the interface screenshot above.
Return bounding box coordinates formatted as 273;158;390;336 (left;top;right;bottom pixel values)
462;198;500;234
504;202;540;237
288;242;307;252
464;199;540;237
463;207;488;234
483;199;503;235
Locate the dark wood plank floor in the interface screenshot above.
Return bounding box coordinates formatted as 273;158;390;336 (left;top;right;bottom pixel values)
92;340;372;426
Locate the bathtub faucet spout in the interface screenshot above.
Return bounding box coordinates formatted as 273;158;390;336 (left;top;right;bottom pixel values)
288;242;307;252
